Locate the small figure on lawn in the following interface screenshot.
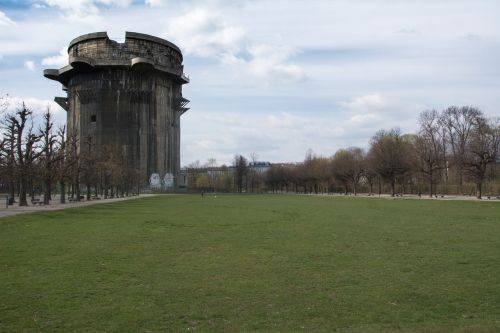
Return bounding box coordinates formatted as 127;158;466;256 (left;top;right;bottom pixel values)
201;190;204;198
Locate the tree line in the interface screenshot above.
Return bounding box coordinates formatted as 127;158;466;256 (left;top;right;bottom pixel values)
265;107;499;199
186;106;499;199
0;98;140;206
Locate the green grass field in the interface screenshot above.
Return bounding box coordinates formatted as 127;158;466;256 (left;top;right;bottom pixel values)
1;194;499;332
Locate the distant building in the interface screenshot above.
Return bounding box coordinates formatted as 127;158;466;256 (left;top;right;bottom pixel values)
249;161;271;173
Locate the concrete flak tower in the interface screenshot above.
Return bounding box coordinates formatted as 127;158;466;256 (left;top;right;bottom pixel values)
44;31;189;188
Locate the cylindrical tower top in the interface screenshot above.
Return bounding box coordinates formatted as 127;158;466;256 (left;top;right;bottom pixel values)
68;31;182;55
44;31;189;86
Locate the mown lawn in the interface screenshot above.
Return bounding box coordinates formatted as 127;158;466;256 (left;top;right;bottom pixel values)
0;194;499;332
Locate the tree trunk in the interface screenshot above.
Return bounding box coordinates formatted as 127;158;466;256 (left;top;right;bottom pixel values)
458;171;464;195
390;179;396;197
60;181;66;204
378;177;382;197
75;179;81;201
29;179;35;199
428;178;433;198
86;183;91;200
353;182;357;196
428;169;434;198
476;181;482;199
19;177;28;206
8;181;15;203
44;178;51;205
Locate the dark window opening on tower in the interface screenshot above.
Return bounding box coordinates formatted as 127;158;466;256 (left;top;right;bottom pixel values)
91;115;97;122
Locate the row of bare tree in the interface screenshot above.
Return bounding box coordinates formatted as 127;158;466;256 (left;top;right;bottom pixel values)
265;107;499;199
0;101;140;206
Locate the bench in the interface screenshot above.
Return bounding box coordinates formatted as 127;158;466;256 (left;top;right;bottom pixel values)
31;199;43;205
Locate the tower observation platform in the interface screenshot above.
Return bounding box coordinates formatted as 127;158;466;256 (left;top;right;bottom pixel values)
44;31;189;188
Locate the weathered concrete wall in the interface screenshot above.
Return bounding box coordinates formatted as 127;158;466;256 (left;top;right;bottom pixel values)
44;32;188;187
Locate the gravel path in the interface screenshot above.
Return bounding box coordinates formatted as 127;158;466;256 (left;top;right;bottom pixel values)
289;192;500;202
0;194;158;219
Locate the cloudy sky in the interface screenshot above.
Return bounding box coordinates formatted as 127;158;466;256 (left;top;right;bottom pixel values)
1;0;499;165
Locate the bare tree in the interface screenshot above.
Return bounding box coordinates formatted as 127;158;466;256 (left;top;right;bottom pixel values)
66;130;81;200
205;158;217;168
265;165;280;193
1;117;17;201
10;103;42;206
96;145;127;198
413;110;446;197
39;108;60;204
185;160;202;191
81;136;98;200
54;125;70;203
440;106;482;194
264;164;304;193
331;147;365;195
463;116;499;199
248;152;259;193
302;150;325;194
369;128;411;197
363;152;378;196
233;154;248;193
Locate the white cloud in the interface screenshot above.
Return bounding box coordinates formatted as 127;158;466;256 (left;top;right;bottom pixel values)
167;8;305;83
183;110;320;164
0;10;15;27
43;0;99;19
145;0;168;7
24;60;35;71
166;8;245;57
42;47;68;67
463;33;481;42
338;93;422;135
42;0;131;19
146;0;247;9
246;44;306;83
181;110;348;165
183;107;359;165
339;93;387;113
219;44;307;83
185;93;419;163
396;28;418;35
182;92;425;165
